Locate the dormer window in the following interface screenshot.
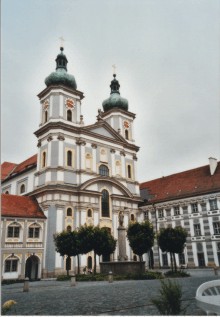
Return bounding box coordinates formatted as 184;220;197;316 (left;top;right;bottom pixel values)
20;184;25;194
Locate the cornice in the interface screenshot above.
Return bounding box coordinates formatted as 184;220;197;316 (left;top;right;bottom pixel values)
34;121;139;152
37;85;84;100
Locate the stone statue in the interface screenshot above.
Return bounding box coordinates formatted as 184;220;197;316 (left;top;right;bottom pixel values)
119;210;124;227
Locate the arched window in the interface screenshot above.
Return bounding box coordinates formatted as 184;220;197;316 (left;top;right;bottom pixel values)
67;208;72;217
42;151;46;168
7;222;20;238
20;184;25;194
101;189;110;217
44;110;48;123
28;223;40;238
131;214;135;221
125;129;129;140
127;164;132;179
5;191;9;194
99;164;109;176
5;256;18;273
66;226;72;232
67;151;72;167
87;209;92;217
67;109;72;121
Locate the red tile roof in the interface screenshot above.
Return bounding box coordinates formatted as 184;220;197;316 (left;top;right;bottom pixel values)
1;154;37;181
140;162;220;204
1;194;46;219
1;162;17;181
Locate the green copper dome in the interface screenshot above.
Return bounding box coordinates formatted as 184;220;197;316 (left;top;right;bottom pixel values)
102;74;128;112
45;47;77;90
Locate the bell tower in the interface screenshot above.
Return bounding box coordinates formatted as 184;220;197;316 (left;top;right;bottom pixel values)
34;47;84;186
101;72;136;144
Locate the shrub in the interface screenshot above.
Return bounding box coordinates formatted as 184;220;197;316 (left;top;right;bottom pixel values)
151;279;186;315
164;270;190;278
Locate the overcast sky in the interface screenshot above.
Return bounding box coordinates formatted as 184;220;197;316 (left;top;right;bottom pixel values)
2;0;220;182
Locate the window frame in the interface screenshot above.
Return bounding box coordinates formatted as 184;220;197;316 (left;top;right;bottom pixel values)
7;224;20;238
191;203;198;213
5;259;18;273
67;109;72;122
174;206;180;216
101;189;110;218
213;222;220;235
99;164;109;176
28;226;40;238
209;199;218;211
194;223;201;236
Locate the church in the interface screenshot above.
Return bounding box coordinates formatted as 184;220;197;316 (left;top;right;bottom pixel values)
1;46;143;279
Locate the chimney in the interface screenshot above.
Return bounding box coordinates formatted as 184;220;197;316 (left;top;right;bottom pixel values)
209;157;218;175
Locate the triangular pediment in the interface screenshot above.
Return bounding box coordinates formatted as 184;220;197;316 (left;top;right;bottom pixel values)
82;120;126;143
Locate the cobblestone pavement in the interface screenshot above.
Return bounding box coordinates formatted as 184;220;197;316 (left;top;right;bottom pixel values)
2;270;219;316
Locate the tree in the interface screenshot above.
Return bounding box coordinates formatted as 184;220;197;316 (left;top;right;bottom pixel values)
53;230;80;276
157;226;187;272
127;221;155;262
93;227;117;274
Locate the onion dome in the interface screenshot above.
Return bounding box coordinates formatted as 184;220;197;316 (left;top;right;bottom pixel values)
45;47;77;89
102;74;128;112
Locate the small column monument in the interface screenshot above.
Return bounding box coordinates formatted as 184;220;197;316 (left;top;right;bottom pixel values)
118;210;127;261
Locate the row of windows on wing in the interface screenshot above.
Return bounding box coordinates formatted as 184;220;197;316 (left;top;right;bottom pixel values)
66;205;136;224
4;183;26;195
7;223;41;239
155;199;219;218
41;150;133;179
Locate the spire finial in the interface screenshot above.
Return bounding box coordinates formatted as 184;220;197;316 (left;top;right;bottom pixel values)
112;64;116;76
59;36;65;50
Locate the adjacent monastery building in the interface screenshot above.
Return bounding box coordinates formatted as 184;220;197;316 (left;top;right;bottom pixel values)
140;158;220;268
1;47;220;280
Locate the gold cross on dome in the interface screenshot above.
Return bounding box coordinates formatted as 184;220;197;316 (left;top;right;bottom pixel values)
59;36;65;48
112;64;116;75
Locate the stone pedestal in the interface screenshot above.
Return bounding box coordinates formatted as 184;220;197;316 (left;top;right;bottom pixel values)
118;226;127;261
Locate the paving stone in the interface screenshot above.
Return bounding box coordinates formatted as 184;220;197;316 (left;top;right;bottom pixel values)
2;269;218;316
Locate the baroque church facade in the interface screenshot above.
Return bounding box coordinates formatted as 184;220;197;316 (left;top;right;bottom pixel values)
1;47;142;278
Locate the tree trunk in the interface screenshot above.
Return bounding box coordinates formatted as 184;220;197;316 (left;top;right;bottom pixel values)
170;252;174;272
66;255;70;276
94;253;97;274
77;254;80;275
173;253;177;272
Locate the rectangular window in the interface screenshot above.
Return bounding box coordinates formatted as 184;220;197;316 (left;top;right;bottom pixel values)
179;253;185;265
158;209;163;218
7;226;20;238
182;206;188;213
213;222;220;235
209;199;218;211
194;224;201;236
5;260;18;272
191;203;198;213
174;206;180;216
201;203;207;211
144;212;149;220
